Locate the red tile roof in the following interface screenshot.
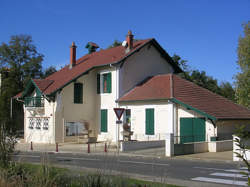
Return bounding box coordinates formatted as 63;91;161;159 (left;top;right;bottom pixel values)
42;39;152;95
14;39;152;98
118;74;250;120
32;79;54;92
118;75;171;101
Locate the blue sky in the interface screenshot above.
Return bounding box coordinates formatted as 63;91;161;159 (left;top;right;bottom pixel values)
0;0;249;84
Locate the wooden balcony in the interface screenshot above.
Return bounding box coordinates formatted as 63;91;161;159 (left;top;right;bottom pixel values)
24;97;44;107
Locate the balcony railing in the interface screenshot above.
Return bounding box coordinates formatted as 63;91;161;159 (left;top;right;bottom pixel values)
24;97;44;107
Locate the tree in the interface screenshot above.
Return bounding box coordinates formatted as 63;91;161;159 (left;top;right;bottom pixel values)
0;35;44;131
42;66;57;78
173;54;236;101
107;40;122;49
219;81;236;102
235;22;250;108
172;54;189;72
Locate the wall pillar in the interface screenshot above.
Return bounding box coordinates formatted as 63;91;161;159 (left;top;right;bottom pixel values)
165;133;174;157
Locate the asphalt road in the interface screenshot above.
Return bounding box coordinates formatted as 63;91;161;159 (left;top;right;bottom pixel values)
12;151;248;187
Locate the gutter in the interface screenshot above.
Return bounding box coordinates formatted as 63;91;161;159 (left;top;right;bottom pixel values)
169;98;217;121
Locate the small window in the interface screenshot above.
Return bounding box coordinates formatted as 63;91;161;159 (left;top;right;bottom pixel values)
97;73;111;94
74;83;83;103
35;118;41;129
29;118;34;129
43;118;49;130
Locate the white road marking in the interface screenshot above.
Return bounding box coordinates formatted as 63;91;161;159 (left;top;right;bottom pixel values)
14;155;40;158
119;160;169;166
192;177;247;186
193;166;225;171
210;172;247;178
241;167;248;170
56;157;100;161
225;169;249;173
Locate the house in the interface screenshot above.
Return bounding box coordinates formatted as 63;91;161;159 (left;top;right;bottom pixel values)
15;31;250;145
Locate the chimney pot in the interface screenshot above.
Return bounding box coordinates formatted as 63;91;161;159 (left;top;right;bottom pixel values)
126;30;134;52
70;42;77;69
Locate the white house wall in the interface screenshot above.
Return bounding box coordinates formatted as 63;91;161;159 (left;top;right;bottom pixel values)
95;67;119;142
119;101;174;141
24;93;55;144
119;44;174;97
176;105;216;142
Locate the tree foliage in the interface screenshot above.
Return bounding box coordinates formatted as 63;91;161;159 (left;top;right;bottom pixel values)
235;22;250;108
107;40;122;49
0;35;44;131
234;125;250;185
42;66;57;78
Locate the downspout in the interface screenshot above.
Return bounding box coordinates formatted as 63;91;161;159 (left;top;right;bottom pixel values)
170;74;175;134
116;66;119;147
52;99;55;144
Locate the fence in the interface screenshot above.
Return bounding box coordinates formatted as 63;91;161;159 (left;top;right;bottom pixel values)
120;140;165;151
174;135;207;144
25;97;44;107
166;133;233;157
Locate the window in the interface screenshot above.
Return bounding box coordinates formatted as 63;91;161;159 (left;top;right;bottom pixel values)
145;108;154;135
124;109;131;124
29;118;34;129
43;118;49;130
123;109;131;131
74;83;83;103
65;122;85;136
100;109;108;132
97;73;111;94
35;118;41;129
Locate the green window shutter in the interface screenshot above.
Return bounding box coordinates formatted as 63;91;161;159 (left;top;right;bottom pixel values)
145;108;154;135
193;118;205;142
97;74;100;94
107;72;112;93
180;118;193;143
101;109;108;132
74;83;83;103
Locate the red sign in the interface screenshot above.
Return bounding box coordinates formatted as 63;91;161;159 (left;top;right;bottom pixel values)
113;108;125;120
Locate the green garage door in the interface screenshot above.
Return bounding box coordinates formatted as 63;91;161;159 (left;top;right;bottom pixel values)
180;118;205;143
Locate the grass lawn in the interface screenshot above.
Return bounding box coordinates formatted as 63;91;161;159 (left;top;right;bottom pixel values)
0;162;181;187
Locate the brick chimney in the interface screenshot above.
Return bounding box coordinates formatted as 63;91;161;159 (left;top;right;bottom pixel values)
126;30;134;51
69;42;77;69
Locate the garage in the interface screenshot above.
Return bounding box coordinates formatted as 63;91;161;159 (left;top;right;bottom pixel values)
180;117;206;143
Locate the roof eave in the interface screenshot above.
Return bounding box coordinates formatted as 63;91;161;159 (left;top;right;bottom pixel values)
169;98;217;121
20;79;43;98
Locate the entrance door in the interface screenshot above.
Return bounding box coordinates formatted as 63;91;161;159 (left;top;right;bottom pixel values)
180;118;205;143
